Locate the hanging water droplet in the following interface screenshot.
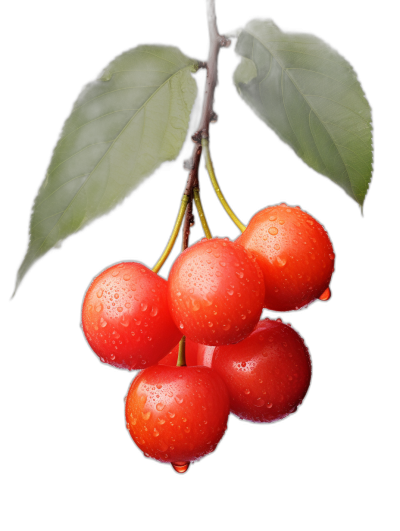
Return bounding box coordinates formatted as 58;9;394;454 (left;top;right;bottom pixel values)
171;461;190;474
319;287;331;301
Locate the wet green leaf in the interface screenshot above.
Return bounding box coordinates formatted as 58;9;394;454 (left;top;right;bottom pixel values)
234;20;373;206
15;45;198;293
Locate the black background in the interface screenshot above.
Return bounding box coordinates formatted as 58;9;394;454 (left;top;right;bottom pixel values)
3;0;389;508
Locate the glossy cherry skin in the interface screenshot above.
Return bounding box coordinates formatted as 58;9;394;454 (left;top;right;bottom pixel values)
158;338;199;366
168;238;265;346
82;262;182;370
212;318;311;422
125;365;230;464
197;344;215;368
237;204;335;311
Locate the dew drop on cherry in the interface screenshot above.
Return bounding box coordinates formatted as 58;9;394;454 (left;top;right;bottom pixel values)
171;461;190;474
319;287;331;301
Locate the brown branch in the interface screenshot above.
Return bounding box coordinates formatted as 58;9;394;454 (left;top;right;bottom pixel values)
182;0;231;251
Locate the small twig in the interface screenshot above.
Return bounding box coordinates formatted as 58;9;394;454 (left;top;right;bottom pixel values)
181;0;224;249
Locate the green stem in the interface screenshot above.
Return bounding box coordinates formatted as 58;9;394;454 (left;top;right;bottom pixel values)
202;138;246;233
193;188;212;239
177;336;186;367
152;195;189;274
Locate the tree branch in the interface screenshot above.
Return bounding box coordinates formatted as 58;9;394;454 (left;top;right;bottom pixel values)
182;0;231;251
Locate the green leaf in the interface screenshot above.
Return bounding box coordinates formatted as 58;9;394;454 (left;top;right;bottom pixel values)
234;20;373;206
15;45;198;293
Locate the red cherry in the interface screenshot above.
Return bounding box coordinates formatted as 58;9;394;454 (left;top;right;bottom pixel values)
168;238;265;346
197;343;215;367
237;205;335;311
82;262;182;370
158;338;199;366
212;318;311;422
125;365;230;469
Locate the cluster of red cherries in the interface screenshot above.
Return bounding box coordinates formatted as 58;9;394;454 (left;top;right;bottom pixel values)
82;204;334;473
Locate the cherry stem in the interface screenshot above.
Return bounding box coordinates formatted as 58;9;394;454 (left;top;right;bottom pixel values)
193;187;212;239
177;336;187;367
202;138;246;233
152;194;189;274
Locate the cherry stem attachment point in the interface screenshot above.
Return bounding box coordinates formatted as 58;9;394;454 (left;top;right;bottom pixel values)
193;187;212;239
201;138;246;233
152;194;189;274
177;336;186;367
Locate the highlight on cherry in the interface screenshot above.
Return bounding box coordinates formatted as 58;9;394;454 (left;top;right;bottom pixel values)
15;0;373;475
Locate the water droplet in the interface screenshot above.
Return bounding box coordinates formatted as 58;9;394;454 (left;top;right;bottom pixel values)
111;269;119;277
153;429;159;437
276;318;282;323
141;302;148;312
97;289;103;298
102;71;112;81
179;323;184;329
219;261;226;267
168;411;175;418
192;299;200;312
175;396;183;404
268;227;278;235
208;321;213;328
274;244;280;250
123;274;131;281
269;215;277;221
266;402;273;409
319;287;331;301
117;307;123;312
222;323;231;331
95;303;103;313
100;318;107;328
244;388;250;395
171;461;190;474
114;293;119;299
276;256;287;267
150;306;158;317
142;411;151;420
184;426;190;433
255;398;265;407
227;289;234;296
279;219;285;225
156;403;165;411
329;253;335;260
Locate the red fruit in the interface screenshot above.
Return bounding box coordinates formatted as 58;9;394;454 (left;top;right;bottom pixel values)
197;344;215;368
82;262;182;370
158;338;199;366
237;204;335;311
212;318;311;422
168;238;265;346
125;365;230;469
